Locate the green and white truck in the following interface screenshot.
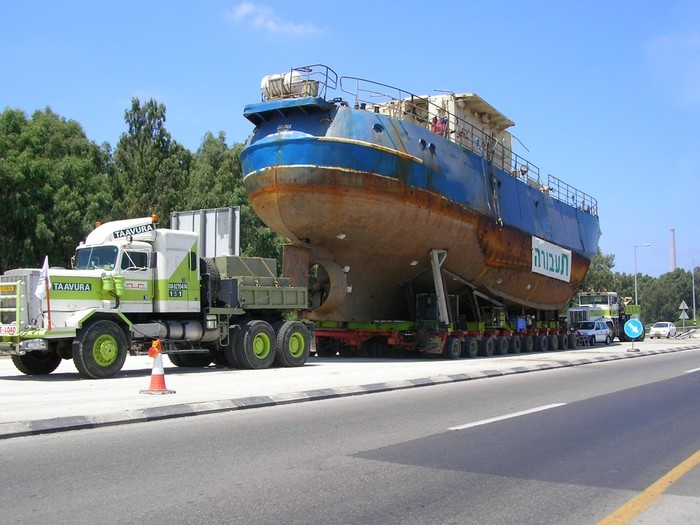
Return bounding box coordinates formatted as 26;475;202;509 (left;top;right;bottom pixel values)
0;208;311;378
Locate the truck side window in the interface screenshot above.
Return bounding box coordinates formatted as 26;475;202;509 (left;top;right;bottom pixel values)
121;251;148;270
190;251;197;272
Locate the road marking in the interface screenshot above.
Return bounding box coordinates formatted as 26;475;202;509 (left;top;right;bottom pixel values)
684;367;700;374
448;403;566;431
598;448;700;525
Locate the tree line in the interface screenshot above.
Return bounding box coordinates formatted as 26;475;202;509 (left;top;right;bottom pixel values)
1;100;697;326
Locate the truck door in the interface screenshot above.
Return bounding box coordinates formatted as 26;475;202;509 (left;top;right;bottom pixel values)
119;250;154;312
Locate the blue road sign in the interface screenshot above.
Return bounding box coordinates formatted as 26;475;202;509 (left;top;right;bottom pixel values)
624;318;644;339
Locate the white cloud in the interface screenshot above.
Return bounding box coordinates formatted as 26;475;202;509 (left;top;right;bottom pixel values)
226;2;321;36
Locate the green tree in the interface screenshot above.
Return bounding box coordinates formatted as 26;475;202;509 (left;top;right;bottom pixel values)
580;249;615;292
112;98;191;220
0;107;112;271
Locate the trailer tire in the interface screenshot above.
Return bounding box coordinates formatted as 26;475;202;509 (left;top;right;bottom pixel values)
72;320;128;379
274;321;311;367
522;335;534;353
442;337;462;360
535;335;548;352
235;320;276;369
495;336;509;355
567;333;578;349
462;336;479;358
11;350;62;375
558;334;569;350
480;337;494;357
509;336;522;354
548;334;559;351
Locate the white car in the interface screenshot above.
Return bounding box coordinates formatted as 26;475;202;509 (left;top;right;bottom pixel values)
576;319;613;345
648;321;677;339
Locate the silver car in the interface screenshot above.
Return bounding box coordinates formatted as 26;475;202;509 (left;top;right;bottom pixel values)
576;320;612;345
649;321;677;339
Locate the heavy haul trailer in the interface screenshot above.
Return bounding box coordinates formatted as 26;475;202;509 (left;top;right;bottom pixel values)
299;249;576;359
0;208;312;379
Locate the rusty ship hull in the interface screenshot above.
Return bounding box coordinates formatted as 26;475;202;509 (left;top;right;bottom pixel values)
241;66;600;323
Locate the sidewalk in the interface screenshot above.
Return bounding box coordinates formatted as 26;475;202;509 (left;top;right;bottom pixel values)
1;338;699;439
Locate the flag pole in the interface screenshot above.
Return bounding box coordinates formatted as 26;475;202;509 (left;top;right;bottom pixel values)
45;276;52;330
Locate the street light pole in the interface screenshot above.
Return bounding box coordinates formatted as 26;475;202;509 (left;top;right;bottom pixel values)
634;243;651;305
693;259;697;326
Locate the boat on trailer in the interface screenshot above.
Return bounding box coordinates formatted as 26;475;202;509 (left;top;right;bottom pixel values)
241;65;601;333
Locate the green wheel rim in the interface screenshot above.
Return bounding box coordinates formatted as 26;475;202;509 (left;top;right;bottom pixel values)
288;331;306;358
92;334;119;367
253;332;272;360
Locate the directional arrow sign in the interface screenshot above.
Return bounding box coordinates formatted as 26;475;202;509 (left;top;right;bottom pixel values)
624;318;644;339
679;300;689;310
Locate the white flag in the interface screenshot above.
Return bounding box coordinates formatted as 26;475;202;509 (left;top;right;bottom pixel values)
35;256;50;300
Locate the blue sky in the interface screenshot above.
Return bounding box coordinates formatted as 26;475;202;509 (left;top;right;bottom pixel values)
2;1;699;278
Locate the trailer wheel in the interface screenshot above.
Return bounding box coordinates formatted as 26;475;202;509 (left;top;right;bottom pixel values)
480;337;494;357
522;335;534;353
442;337;462;360
535;335;548;352
274;321;311;367
11;350;62;375
509;336;521;354
495;336;509;355
235;320;276;369
462;336;479;358
72;320;128;379
558;334;569;350
547;334;559;351
567;333;578;349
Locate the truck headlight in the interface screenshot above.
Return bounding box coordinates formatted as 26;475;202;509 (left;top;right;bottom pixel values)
20;339;48;351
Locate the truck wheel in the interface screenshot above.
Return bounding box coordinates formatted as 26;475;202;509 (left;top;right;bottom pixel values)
522;335;534;353
567;333;578;349
178;352;212;367
462;336;479;358
480;337;494;357
495;336;509;355
509;336;521;354
168;353;185;367
72;320;128;379
11;350;62;375
274;321;311;367
442;336;462;359
548;334;559;351
535;335;548;352
235;320;276;369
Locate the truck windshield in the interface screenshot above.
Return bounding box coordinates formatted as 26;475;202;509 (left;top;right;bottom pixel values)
74;246;119;270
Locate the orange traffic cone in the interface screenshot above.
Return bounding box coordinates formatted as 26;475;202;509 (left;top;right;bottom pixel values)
140;340;175;395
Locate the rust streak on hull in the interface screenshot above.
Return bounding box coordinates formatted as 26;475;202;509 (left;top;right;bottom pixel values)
246;166;587;322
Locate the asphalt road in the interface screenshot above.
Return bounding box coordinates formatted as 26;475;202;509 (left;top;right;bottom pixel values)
1;346;699;524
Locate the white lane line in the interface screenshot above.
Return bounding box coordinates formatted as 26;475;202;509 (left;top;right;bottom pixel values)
448;403;567;431
684;367;700;374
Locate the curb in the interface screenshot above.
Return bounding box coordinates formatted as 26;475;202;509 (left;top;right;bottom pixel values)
1;344;698;440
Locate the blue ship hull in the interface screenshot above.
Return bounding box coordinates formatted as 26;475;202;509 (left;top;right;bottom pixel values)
242;66;601;323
